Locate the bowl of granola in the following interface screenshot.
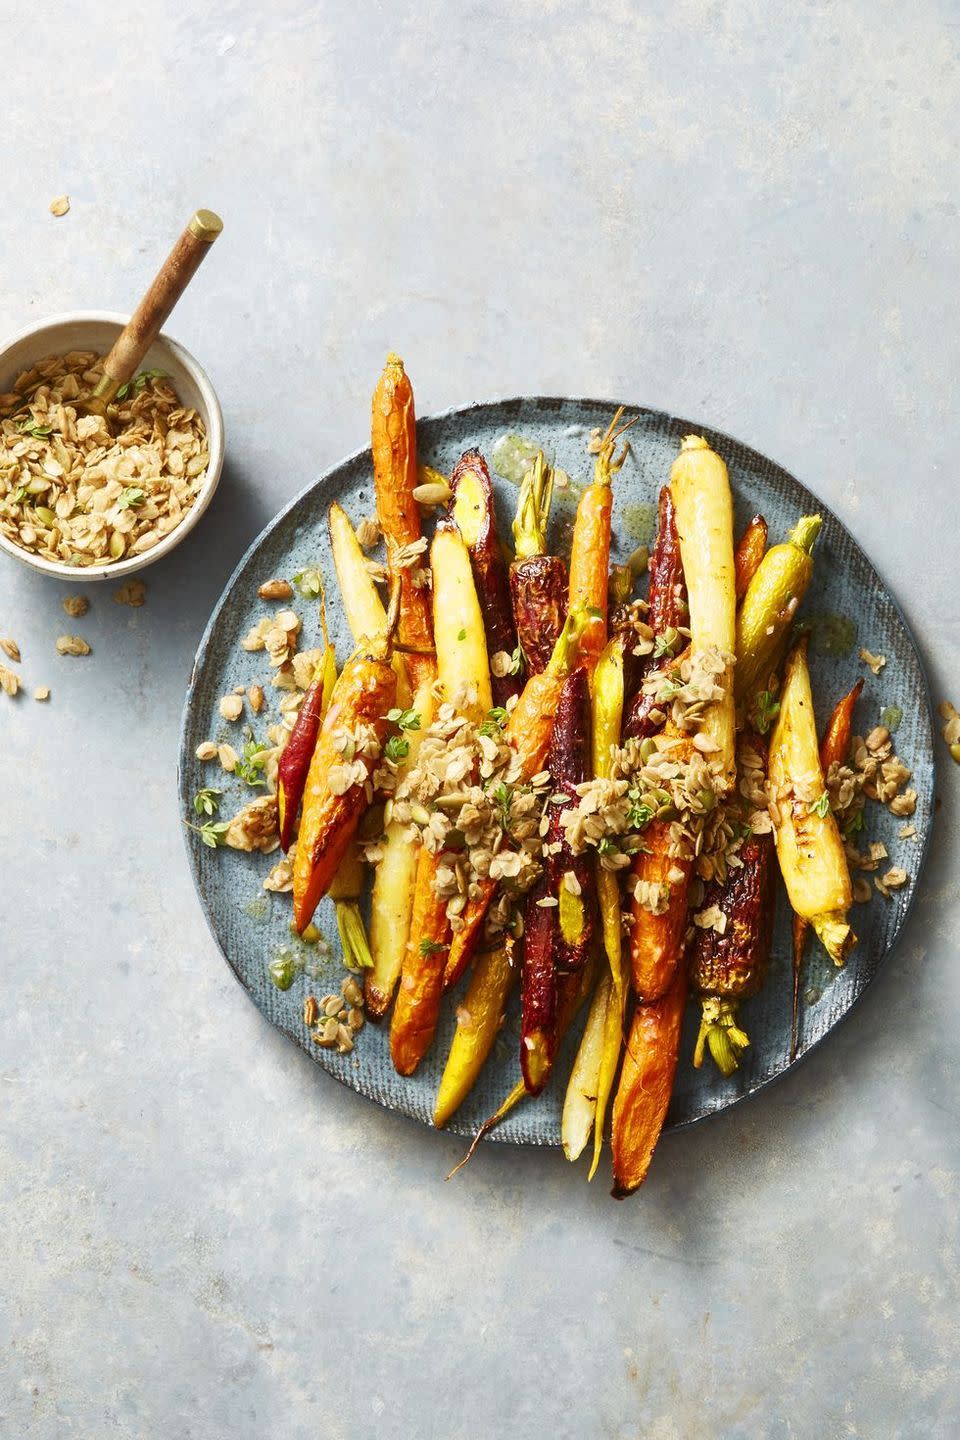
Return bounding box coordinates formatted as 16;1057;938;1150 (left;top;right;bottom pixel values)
0;311;224;579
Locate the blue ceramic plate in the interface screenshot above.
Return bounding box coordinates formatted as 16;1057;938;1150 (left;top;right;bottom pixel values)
178;397;935;1145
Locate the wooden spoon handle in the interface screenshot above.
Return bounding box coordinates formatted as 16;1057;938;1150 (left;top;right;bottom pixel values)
94;209;223;403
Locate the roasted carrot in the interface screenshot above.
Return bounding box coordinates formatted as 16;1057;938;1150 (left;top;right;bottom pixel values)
545;667;594;971
735;515;821;706
442;607;589;989
768;640;856;966
646;485;687;637
670;435;737;792
276;644;337;852
510;451;567;675
628;828;694;1001
622;485;686;738
433;940;517;1127
610;964;686;1196
329;500;412;705
430;526;492;723
390;518;492;1072
523;666;593;1093
520;876;557;1095
562;972;611;1161
734;513;768;602
448;450;521;708
691;828;777;1076
371;353;435;691
328;840;373;971
569;409;633;677
448;952;598;1177
589;635;627;1179
389;847;451;1075
292;615;399;933
790;677;863;1059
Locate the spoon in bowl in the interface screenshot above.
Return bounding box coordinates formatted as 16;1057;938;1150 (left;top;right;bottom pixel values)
81;208;223;429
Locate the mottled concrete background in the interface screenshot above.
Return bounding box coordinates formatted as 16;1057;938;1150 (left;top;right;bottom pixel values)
1;2;958;1437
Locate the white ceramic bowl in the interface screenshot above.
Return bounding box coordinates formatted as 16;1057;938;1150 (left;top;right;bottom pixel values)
0;311;224;581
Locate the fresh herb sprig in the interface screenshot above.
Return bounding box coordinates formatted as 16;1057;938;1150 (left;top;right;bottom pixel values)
193;788;222;818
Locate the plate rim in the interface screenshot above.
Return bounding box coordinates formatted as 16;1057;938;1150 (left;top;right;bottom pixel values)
178;393;937;1147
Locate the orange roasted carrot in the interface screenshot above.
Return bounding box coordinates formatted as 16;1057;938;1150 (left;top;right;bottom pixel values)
610;964;687;1196
790;676;864;1059
568;410;633;677
371;353;435;692
626;727;695;1001
292;641;398;933
734;514;768;602
390;848;451;1074
442;607;589;989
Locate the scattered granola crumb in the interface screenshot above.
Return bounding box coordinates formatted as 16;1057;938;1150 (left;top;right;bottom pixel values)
0;638;20;662
853;876;873;904
49;195;70;217
258;579;293;602
196;740;218;761
62;594;89;618
114;579;146;607
859;648;886;676
33;686;50;702
248;683;265;714
356;516;382;550
219;694;244;722
217;742;239;772
898;824;917;840
0;663;20;696
881;866;908;889
223;794;278;853
55;634;91;656
242;617;273;652
303;996;320;1027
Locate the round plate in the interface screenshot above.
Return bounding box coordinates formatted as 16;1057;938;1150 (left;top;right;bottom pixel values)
178;397;935;1145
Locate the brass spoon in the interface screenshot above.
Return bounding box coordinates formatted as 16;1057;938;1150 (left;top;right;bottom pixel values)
81;208;223;428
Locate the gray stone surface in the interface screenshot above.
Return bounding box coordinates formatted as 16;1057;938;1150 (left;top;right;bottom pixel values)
1;2;957;1436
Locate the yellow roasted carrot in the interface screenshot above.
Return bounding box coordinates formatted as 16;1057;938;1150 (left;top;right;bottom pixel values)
790;677;863;1058
430;525;493;722
328;840;373;970
768;640;856;965
562;972;611;1162
364;676;436;1017
447;954;597;1178
434;942;517;1127
589;635;627;1179
328;501;412;706
669;435;737;792
735;515;821;705
561;635;627;1170
329;501;427;1013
